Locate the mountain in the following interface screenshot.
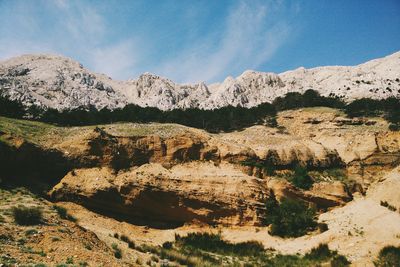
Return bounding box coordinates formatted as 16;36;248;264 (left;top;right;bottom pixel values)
0;52;399;111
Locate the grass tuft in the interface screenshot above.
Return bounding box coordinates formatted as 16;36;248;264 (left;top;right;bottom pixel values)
53;205;77;222
11;205;43;225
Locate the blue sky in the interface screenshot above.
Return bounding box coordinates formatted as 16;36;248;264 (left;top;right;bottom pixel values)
0;0;399;83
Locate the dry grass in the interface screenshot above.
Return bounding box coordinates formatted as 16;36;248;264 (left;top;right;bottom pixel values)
0;116;199;147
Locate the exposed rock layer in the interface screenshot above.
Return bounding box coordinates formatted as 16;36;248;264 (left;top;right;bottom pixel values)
1;108;399;227
50;163;269;228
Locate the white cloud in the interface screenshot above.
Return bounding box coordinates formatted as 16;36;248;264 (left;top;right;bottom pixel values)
155;1;291;83
58;1;106;42
0;0;294;83
88;39;138;80
0;0;138;79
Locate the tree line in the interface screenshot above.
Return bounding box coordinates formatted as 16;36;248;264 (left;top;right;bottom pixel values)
1;89;399;132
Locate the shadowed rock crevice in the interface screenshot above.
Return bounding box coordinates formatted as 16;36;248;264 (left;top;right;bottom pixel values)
0;139;72;187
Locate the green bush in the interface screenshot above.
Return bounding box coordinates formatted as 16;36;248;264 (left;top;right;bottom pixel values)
0;95;25;118
12;205;43;225
175;232;265;257
137;234;351;267
111;243;122;259
120;234;129;243
291;165;314;190
318;223;329;233
389;123;400;131
2;90;399;134
162;241;173;249
374;245;400;267
264;195;317;237
272;89;345;111
331;255;351;266
305;243;333;261
262;189;279;226
345;97;400;125
66;257;74;264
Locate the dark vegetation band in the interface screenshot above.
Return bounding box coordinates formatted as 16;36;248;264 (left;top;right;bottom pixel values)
1;89;399;132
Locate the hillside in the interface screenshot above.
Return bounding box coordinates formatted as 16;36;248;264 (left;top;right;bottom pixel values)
0;52;399;111
1;108;400;266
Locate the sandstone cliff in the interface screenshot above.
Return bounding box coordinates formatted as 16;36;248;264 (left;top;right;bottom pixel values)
2;108;399;228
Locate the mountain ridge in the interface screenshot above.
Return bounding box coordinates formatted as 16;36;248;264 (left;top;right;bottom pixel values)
0;51;399;111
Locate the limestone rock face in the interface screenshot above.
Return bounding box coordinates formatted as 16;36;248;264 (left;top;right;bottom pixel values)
1;51;399;111
50;163;269;227
0;54;127;110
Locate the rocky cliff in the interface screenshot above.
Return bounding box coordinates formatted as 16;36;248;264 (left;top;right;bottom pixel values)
1;51;399;110
2;108;399;227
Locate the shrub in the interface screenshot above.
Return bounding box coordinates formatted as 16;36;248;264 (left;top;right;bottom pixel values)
290;165;314;190
120;234;129;243
66;257;74;264
162;241;173;249
114;250;122;259
389;123;400;131
25;229;38;236
264;254;308;266
111;243;122;259
158;246;210;266
175;232;265;257
318;223;329;233
127;240;135;249
12;205;43;225
305;244;334;261
119;234;135;249
331;255;351;266
345;97;400;125
272;89;345;111
380;201;397;212
84;243;92;250
0;95;25;118
53;205;77;222
374;245;400;267
265;196;317;237
262;189;279;226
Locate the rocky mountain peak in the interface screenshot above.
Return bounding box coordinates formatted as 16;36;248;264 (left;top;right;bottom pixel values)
1;51;399;111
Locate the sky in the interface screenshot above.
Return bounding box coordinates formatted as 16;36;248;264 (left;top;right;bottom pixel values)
0;0;399;83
